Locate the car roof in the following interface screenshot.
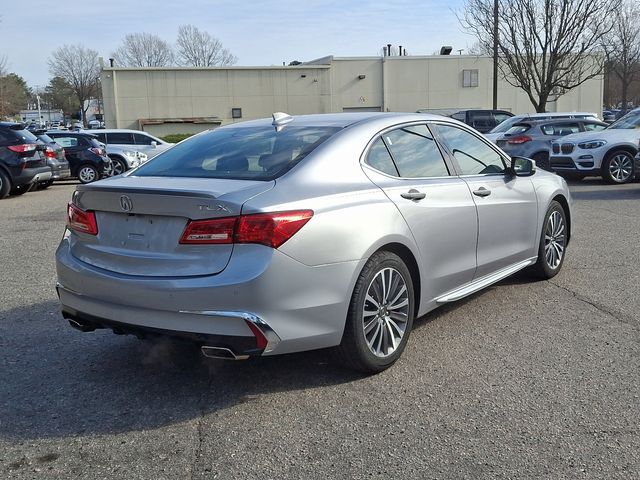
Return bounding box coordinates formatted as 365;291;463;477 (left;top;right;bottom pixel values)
48;131;98;138
0;122;25;129
219;112;458;130
514;117;606;126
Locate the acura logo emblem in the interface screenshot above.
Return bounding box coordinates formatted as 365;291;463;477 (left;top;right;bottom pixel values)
120;195;133;212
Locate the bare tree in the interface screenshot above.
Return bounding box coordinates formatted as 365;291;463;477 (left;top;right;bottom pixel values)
600;0;640;113
0;55;7;77
48;44;100;126
112;33;175;67
176;25;237;66
460;0;620;112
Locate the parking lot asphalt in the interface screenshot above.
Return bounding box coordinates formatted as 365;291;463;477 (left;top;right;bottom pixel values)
0;179;638;479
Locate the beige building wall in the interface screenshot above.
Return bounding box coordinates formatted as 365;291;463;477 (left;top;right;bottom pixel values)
101;55;603;134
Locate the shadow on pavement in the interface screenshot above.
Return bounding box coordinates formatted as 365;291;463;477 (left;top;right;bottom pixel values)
0;301;365;441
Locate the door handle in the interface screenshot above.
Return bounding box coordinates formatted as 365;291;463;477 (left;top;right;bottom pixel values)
472;187;492;197
400;189;426;201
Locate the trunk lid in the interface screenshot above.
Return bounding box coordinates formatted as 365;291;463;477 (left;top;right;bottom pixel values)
70;176;274;277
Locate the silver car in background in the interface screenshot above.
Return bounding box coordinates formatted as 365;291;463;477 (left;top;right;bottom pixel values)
56;112;572;373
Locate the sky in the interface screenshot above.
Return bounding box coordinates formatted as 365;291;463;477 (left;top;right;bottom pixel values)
0;0;473;87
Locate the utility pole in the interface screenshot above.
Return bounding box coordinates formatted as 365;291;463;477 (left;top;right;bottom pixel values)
492;0;498;110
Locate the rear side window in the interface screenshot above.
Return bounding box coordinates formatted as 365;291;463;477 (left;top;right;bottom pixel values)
106;132;135;144
134;125;341;180
541;123;580;136
53;136;79;148
93;133;106;143
365;138;398;176
382;125;449;178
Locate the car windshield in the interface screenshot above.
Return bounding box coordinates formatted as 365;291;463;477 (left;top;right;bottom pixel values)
133;125;341;181
607;111;640;129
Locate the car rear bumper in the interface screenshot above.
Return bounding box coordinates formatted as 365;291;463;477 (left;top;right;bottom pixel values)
55;235;363;356
13;166;52;187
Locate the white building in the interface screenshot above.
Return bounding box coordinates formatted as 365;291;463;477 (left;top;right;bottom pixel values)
100;54;603;137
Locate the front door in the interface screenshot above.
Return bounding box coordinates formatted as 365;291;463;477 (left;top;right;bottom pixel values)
433;123;539;278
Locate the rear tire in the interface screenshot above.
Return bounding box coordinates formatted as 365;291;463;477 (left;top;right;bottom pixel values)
0;170;10;199
334;251;415;374
529;200;567;280
602;150;634;184
77;164;99;184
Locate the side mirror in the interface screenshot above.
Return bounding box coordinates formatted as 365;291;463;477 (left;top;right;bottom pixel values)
150;141;157;148
508;156;536;177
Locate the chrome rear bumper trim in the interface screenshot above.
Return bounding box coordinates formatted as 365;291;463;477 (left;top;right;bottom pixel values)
179;310;282;353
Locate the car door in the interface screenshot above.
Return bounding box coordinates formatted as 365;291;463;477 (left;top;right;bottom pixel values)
433;122;539;279
362;123;478;303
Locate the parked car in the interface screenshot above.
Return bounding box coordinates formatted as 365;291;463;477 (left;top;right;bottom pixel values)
100;144;146;176
33;130;71;187
485;112;599;142
549;108;640;183
495;118;607;170
92;129;173;160
56;112;572;373
87;120;104;129
0;122;52;199
46;132;112;184
448;109;515;133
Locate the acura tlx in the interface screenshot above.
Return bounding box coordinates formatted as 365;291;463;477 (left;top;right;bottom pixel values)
56;112;571;373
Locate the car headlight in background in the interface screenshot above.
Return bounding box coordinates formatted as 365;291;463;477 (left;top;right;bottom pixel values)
578;140;607;149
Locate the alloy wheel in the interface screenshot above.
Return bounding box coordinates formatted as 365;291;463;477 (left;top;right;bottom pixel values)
112;160;125;175
78;166;97;183
608;154;633;183
544;210;565;269
362;267;410;357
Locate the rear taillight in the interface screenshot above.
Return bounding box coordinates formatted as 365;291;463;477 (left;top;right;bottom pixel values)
507;135;532;144
45;147;57;158
90;147;104;156
179;210;313;248
8;144;38;155
67;203;98;235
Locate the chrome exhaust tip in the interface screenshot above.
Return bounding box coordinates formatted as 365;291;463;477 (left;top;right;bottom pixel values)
67;318;96;332
201;346;249;361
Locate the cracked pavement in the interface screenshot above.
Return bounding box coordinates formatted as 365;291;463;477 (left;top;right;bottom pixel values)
0;178;638;479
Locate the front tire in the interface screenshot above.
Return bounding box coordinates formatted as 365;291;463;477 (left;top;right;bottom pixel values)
529;200;567;279
110;157;127;176
335;251;415;373
602;150;634;184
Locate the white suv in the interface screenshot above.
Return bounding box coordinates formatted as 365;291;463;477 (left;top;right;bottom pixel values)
92;129;173;161
549;109;640;184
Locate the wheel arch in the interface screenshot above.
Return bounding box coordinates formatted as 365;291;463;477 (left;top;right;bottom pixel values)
551;194;571;245
372;242;421;315
604;145;638;161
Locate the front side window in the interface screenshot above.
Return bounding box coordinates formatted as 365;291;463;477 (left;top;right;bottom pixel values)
583;122;606;132
134;125;340;181
381;125;449;178
133;133;155;145
436;124;506;175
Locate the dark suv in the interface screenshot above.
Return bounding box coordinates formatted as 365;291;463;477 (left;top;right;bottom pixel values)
449;109;515;133
0;122;52;199
47;132;112;184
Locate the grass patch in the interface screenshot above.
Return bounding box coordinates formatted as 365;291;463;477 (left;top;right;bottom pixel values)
161;133;194;143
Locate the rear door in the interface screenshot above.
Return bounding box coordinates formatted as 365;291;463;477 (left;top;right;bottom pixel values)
433;123;539;278
362;123;478;302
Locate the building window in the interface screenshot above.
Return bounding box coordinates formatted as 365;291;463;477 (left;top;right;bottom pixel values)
231;108;242;119
462;69;479;88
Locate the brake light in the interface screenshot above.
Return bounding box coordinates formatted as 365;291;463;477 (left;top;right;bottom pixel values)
8;144;38;155
90;147;104;156
67;203;98;235
507;135;532;144
179;210;313;248
45;147;57;158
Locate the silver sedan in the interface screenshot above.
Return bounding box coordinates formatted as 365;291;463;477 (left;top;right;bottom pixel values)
56;112;571;373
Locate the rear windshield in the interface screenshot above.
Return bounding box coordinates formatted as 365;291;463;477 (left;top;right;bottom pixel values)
133;125;341;180
504;124;530;135
1;128;38;145
37;134;55;144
